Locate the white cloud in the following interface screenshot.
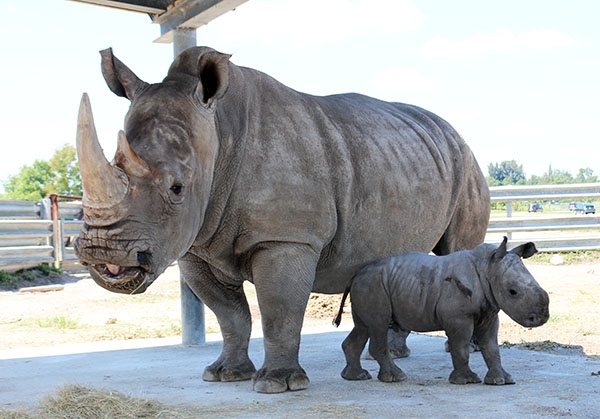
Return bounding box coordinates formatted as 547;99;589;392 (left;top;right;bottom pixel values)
204;0;423;47
422;29;577;60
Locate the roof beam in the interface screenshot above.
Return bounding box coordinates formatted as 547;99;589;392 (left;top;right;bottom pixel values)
69;0;171;14
152;0;248;43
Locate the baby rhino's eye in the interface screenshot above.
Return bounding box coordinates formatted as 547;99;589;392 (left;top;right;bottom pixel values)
509;289;518;296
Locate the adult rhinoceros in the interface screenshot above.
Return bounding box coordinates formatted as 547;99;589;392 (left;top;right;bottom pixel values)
74;46;490;394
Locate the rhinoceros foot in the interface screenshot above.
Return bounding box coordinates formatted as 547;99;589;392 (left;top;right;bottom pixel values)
484;369;515;385
252;367;309;393
449;369;481;385
202;359;256;382
341;366;372;381
377;366;407;383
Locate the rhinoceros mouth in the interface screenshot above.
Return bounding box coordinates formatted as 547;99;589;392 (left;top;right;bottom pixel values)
89;264;149;294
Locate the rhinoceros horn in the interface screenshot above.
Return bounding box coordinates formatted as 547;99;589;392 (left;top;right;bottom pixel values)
114;130;151;178
76;93;128;208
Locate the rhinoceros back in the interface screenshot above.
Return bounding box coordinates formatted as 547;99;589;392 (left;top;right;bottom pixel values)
201;65;488;293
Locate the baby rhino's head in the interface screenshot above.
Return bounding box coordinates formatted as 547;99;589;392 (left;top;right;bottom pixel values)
487;237;549;328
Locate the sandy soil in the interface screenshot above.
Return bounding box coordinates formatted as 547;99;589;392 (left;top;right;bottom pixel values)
1;261;599;358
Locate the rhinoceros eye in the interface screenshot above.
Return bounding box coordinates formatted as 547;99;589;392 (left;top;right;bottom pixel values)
170;183;183;195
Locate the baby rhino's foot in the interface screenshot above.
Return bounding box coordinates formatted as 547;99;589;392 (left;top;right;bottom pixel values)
378;366;407;383
449;369;481;385
485;369;515;385
341;366;372;381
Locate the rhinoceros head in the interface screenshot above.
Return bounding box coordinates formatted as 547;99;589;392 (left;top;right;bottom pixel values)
74;47;230;294
487;237;550;328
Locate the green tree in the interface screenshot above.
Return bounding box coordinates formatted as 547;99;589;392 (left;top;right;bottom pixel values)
575;167;598;183
2;144;81;200
49;145;81;196
532;164;575;185
486;160;526;186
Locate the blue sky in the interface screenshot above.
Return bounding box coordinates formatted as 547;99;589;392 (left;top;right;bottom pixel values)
1;0;599;191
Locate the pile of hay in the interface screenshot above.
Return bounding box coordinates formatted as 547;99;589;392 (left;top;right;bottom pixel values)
1;384;195;419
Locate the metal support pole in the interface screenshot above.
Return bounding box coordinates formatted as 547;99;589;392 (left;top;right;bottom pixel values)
173;28;197;57
173;27;205;345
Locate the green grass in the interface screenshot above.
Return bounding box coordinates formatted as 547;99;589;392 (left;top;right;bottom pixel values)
527;250;600;265
547;312;578;324
98;322;183;340
0;264;63;284
21;316;83;330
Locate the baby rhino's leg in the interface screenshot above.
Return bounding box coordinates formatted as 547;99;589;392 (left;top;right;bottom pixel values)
341;314;371;380
360;303;407;382
476;315;515;385
446;319;481;384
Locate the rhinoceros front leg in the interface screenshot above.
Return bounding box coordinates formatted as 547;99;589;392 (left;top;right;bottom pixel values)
446;320;482;384
249;243;319;393
178;253;256;382
476;315;515;385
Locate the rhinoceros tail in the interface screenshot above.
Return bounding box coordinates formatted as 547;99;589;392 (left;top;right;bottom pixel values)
333;279;353;328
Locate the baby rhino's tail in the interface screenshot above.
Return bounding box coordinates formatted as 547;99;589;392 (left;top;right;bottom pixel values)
332;279;354;327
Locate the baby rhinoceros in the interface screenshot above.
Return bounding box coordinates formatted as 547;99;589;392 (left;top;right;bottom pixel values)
333;237;549;385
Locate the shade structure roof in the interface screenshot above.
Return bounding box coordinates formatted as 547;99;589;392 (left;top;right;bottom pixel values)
70;0;248;42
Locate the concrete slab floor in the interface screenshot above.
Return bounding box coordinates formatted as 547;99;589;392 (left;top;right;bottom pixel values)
1;327;599;418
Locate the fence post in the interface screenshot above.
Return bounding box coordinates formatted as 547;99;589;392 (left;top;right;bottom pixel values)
49;194;64;269
506;201;512;240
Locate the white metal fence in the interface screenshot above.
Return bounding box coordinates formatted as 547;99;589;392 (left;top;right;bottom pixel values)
0;183;599;272
0;199;83;272
486;182;600;250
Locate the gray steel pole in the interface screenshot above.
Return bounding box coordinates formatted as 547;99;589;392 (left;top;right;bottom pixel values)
173;28;205;345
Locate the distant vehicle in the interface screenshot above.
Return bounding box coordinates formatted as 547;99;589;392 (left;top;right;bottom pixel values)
528;203;543;212
568;202;577;211
572;203;596;214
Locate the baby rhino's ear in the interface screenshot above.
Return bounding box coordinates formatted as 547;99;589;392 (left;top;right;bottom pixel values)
510;242;538;259
446;277;473;298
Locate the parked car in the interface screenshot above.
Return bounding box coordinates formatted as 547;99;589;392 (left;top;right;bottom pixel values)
573;203;596;214
528;203;543;212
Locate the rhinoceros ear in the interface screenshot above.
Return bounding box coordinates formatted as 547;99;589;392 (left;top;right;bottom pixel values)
195;51;231;107
492;236;508;261
510;242;538;259
100;48;148;101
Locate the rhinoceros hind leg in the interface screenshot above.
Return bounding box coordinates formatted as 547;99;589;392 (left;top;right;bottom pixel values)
388;328;411;358
203;358;256;382
252;367;309;393
341;324;371;380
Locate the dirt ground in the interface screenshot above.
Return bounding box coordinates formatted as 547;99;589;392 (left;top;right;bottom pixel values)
1;260;599;359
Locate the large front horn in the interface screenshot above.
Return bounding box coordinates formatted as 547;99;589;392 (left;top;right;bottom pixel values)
76;93;128;208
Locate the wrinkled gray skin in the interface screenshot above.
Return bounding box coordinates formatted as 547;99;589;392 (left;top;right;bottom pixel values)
74;46;490;393
337;237;549;385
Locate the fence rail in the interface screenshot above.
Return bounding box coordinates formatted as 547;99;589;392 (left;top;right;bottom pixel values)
0;197;83;272
489;182;600;202
0;184;599;272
